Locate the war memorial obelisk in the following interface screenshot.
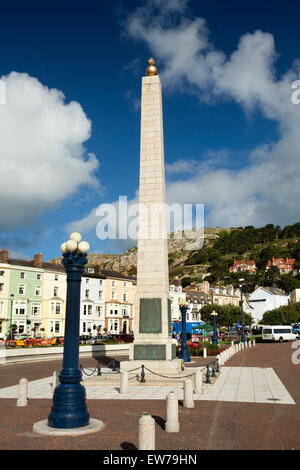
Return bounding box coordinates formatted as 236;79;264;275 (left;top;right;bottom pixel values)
121;59;181;375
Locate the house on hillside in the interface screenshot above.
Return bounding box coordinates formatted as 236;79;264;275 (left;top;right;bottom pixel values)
266;257;296;274
229;259;257;273
249;287;290;324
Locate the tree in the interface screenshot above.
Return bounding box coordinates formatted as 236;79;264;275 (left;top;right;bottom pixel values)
200;304;253;329
181;277;192;289
260;303;300;325
277;275;300;293
264;266;281;287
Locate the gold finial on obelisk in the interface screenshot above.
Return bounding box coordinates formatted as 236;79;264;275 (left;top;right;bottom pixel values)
146;57;158;76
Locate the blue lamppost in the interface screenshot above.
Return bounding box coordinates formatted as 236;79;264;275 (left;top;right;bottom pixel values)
48;232;90;429
239;278;245;343
179;299;191;363
211;310;218;345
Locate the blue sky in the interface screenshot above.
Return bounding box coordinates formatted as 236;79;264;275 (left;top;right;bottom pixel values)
0;0;300;260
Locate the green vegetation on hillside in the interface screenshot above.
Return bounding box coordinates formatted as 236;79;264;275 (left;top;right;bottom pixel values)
182;223;300;292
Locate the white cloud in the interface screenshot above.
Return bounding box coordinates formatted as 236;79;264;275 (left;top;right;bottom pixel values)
0;72;99;230
64;0;300;245
122;0;300;228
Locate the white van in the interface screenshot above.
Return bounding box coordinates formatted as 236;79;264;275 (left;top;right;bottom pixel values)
262;325;298;342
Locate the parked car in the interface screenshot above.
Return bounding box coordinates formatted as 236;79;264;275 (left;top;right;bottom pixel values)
262;325;298;342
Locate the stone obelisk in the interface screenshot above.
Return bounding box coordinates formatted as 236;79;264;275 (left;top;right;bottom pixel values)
121;58;181;375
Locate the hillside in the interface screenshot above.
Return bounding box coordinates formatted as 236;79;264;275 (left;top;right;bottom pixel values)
49;227;228;276
49;223;300;291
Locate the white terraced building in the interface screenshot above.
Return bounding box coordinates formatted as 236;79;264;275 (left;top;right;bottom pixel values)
249;287;290;324
80;271;106;336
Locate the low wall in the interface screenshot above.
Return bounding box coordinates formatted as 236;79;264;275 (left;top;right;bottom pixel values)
1;344;130;365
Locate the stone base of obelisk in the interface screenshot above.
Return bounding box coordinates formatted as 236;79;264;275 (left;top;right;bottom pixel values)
120;341;182;376
120;359;182;377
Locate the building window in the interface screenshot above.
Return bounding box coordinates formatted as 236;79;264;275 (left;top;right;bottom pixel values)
0;283;4;292
50;301;62;315
31;303;41;316
14;302;26;315
35;286;42;296
85;289;90;299
123;282;128;287
96;306;103;318
20;272;25;279
114;320;118;332
0;270;5;276
86;278;90;284
122;306;129;317
50;321;61;334
111;290;116;299
99;279;103;285
18;322;25;334
37;273;42;280
123;291;128;302
109;304;118;316
98;290;103;300
18;284;25;295
54;274;59;281
53;287;58;297
112;280;116;287
83;304;92;316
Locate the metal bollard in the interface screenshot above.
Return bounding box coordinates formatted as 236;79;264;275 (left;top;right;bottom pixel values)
215;357;220;373
97;361;102;376
120;370;128;394
183;378;194;408
165;391;179;432
140;365;146;383
205;365;211;384
112;360;116;372
211;364;216;377
17;378;28;407
194;369;203;394
138;413;155;450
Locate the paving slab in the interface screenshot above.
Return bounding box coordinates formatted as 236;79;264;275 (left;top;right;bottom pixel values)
0;366;295;405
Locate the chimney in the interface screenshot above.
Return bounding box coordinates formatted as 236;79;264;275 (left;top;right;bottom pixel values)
33;254;43;268
94;261;102;274
0;249;8;263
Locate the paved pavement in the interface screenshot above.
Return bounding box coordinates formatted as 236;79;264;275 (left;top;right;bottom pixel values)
0;342;298;450
0;366;295;404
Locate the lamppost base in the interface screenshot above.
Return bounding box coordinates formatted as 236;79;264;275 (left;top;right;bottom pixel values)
179;350;191;363
33;418;104;436
48;383;89;429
